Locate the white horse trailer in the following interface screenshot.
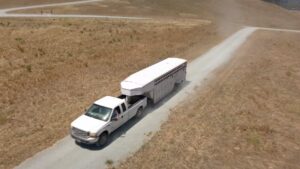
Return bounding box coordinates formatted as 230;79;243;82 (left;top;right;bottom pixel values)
121;58;187;104
71;57;187;146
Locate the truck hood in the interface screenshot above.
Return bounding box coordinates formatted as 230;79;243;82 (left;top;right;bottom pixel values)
71;115;108;133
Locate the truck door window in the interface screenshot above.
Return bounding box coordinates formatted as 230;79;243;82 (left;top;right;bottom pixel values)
121;103;126;112
111;111;117;119
115;106;121;114
111;107;121;120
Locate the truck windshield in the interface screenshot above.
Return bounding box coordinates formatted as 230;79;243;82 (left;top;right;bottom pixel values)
85;104;112;121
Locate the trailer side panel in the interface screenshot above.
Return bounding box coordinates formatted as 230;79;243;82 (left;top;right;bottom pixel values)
151;62;187;103
121;58;187;103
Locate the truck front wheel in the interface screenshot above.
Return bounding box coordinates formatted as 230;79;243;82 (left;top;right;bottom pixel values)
96;132;108;147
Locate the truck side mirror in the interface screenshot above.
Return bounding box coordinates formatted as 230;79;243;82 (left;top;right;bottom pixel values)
111;117;118;121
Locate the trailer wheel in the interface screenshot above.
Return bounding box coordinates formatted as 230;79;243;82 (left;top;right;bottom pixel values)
136;107;144;118
96;132;108;147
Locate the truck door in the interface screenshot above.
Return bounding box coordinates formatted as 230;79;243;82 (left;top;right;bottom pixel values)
120;103;129;124
110;106;123;131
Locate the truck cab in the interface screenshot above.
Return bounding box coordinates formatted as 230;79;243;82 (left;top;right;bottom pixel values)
70;96;147;146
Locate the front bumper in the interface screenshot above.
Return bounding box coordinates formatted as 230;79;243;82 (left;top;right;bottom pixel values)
71;133;98;144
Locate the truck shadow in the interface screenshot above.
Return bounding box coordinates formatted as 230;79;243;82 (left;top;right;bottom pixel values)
76;81;191;150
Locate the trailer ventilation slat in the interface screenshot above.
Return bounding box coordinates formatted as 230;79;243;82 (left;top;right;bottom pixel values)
154;63;187;85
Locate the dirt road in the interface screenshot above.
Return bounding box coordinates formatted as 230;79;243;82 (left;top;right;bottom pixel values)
15;27;256;169
0;13;148;19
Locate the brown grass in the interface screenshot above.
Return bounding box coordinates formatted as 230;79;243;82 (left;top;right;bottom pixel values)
0;18;229;169
0;0;299;168
14;0;300;29
115;30;300;169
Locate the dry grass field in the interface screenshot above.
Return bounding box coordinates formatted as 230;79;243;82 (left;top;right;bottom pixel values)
14;0;300;29
0;0;300;169
0;18;229;169
116;30;300;169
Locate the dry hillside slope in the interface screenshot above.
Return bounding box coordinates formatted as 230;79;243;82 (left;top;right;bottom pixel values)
116;30;300;169
0;18;226;169
15;0;300;29
0;0;299;168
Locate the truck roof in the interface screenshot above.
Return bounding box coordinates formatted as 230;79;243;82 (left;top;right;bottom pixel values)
121;57;187;90
94;96;124;109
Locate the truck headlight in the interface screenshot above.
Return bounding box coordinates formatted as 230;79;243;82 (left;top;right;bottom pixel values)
89;132;97;138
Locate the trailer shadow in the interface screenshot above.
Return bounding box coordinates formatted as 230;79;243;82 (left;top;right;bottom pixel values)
76;80;191;150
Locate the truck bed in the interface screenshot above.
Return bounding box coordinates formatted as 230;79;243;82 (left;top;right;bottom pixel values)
118;95;146;108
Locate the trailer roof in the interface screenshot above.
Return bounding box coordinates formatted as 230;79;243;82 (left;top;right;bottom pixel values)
121;58;187;90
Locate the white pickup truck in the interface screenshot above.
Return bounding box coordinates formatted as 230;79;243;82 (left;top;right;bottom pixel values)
71;95;147;146
70;58;187;146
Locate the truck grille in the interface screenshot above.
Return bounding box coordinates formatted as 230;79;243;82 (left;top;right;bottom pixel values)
72;127;88;139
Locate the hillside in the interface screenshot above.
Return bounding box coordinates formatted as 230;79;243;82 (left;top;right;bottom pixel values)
116;30;300;169
14;0;300;29
0;0;300;168
264;0;300;10
0;18;226;169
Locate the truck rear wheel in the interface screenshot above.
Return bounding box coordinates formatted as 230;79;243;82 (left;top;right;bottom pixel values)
96;132;108;147
136;107;143;118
